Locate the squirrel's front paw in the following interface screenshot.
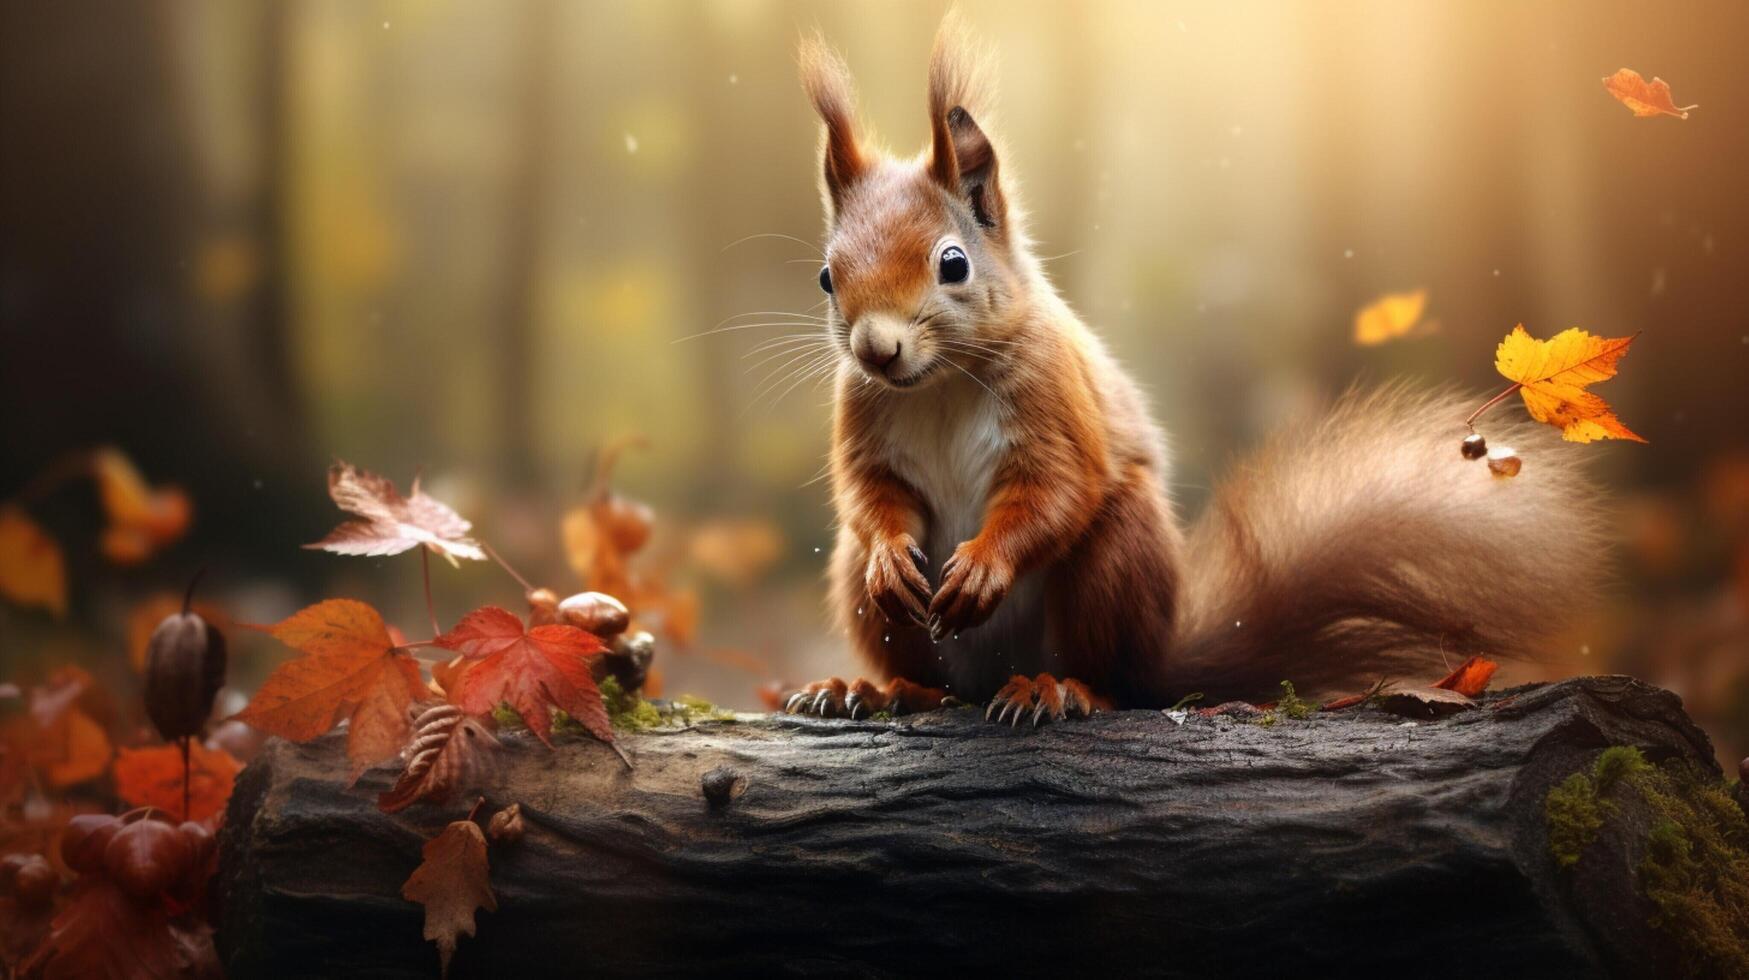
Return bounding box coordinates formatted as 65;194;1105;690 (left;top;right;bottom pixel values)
987;673;1099;727
865;535;932;627
927;541;1012;637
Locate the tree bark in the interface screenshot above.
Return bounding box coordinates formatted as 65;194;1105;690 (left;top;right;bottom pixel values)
216;676;1724;978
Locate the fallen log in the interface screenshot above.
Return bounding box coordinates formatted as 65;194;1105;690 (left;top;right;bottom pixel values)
215;676;1734;978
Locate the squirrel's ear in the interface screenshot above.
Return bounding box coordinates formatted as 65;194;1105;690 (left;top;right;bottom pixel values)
798;35;865;212
926;15;1005;232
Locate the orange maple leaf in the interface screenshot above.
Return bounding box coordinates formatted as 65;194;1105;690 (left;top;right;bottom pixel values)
112;741;242;823
234;599;425;778
1494;325;1646;443
402;819;496;978
437;606;609;745
0;507;66;617
1352;289;1433;346
1602;68;1697;120
307;462;484;565
90;447;192;566
1431;655;1499;699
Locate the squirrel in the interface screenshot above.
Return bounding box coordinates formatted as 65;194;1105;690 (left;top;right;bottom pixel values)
782;18;1607;724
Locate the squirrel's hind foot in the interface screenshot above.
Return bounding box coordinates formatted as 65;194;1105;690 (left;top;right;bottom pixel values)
782;676;949;719
986;673;1101;727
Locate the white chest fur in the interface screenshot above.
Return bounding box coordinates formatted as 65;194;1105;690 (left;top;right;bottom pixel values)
873;376;1052;693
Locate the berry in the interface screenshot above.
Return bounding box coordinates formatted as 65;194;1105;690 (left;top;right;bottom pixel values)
1460;432;1487;460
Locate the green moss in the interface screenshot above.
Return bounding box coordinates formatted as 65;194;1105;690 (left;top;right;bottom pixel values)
1594;744;1652;793
492;703;524;730
1546;771;1609;868
597;675;665;731
672;694;736;723
1277;681;1315;721
1633;767;1749;977
1543;745;1749;975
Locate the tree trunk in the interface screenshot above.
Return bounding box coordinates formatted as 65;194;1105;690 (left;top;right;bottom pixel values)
216;676;1726;978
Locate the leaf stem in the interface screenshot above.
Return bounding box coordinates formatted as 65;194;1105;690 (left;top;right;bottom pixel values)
5;449;93;507
181;735;191;822
421;547;439;639
481;540;535;594
182;567;207;617
1464;382;1522;430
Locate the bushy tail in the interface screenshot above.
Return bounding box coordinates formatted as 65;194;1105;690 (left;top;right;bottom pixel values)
1168;383;1609;701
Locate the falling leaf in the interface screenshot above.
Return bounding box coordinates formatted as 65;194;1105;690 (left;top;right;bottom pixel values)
1602;68;1697;120
436;606;610;746
306;462;485;565
1352;289;1430;346
377;703;500;814
402;820;496;978
90;447;191;566
1494;325;1646;443
112;741;241;823
1432;655;1499;699
20;878;220;980
688;518;785;587
0;507;66;616
234;599;425;778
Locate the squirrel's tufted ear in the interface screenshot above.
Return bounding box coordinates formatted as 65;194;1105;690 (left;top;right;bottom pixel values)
798;34;865;213
926;14;1005;233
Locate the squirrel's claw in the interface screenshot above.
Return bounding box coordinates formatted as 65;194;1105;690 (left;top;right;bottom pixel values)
782;676;949;720
986;673;1099;728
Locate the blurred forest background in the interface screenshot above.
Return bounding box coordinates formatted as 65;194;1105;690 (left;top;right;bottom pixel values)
2;0;1745;765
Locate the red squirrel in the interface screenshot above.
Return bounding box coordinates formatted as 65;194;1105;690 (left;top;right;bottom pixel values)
783;20;1606;724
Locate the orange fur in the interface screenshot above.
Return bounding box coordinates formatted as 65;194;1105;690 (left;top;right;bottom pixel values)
798;20;1606;710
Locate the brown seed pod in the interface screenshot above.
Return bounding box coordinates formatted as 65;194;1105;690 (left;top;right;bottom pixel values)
602;495;654;554
1486;446;1523;478
144;577;227;741
525;588;561;626
557;591;630;637
1;852;30;891
104;816;192;901
487;803;524;845
1460;432;1487;460
60;813;121;875
11;854;56;910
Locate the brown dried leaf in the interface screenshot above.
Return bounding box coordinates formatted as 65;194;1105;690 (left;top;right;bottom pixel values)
306;462;484;565
377;703;501;814
402;820;496;978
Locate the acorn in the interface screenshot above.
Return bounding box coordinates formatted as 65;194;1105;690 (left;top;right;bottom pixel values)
1460;432;1487;460
104;816;191;901
701;767;742;807
60;813;121;875
487;804;524;845
144;574;226;742
1486;446;1523;478
557;591;630;637
596;630;655;693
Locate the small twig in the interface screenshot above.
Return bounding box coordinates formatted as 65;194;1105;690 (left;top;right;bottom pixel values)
182;567;207;617
1464;382;1522;430
466;795;486;823
421;548;440;638
481;540;535;593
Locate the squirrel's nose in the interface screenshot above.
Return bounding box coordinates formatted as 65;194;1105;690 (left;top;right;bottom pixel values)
861;340;901;372
851;323;904;374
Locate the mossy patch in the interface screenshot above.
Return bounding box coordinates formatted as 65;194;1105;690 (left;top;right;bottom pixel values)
1276;681;1315;721
1544;745;1749;976
598;676;664;730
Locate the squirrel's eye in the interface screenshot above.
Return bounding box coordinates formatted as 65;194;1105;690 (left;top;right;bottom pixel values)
818;265;834;294
938;245;970;285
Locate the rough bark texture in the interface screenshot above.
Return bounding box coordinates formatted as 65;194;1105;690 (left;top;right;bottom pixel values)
217;676;1723;978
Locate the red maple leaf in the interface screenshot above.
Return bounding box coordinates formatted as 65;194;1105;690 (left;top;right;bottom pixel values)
436;606;609;745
